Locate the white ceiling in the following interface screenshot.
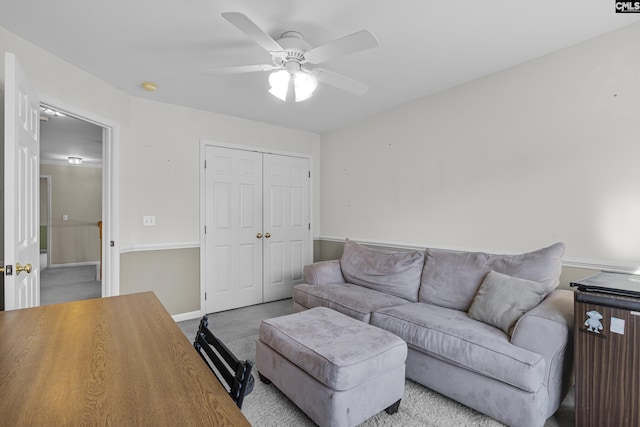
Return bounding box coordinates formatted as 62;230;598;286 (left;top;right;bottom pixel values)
1;1;639;134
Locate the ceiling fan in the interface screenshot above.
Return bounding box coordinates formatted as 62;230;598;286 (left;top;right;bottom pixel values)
203;12;379;102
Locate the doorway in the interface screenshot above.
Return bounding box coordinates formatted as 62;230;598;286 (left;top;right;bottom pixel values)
39;106;104;305
38;101;118;303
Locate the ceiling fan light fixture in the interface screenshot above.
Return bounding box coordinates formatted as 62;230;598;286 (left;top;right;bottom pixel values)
268;68;318;102
293;70;318;102
268;69;290;101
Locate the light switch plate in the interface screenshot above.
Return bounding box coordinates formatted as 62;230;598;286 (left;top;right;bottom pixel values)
143;216;156;227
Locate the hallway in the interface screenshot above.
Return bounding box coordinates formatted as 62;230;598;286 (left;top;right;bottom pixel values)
40;265;101;306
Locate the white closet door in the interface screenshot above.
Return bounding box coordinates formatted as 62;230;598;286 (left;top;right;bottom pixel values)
263;154;311;302
204;146;263;313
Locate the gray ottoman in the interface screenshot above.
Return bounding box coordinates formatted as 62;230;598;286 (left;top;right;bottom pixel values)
256;307;407;427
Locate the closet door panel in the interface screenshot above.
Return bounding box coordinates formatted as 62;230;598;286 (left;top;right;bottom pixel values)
204;146;263;312
263;154;311;302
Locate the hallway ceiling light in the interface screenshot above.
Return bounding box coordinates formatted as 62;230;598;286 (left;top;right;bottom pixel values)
40;107;66;117
68;156;83;165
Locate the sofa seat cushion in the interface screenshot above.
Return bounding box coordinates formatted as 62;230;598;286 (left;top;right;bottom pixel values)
293;283;411;323
259;307;407;391
370;303;545;393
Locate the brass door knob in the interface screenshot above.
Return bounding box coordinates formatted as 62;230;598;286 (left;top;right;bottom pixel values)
265;232;271;238
256;233;263;239
16;263;33;274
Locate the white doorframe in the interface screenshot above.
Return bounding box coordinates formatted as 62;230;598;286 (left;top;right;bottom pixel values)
199;139;313;315
40;97;120;297
39;175;52;269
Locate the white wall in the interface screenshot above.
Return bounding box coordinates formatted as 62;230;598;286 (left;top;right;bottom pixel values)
320;23;640;270
0;26;320;244
1;25;320;313
124;96;320;249
0;27;132;130
0;24;133;255
4;19;640;311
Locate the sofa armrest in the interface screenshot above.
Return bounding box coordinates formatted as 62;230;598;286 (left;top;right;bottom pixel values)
511;289;574;409
303;260;345;285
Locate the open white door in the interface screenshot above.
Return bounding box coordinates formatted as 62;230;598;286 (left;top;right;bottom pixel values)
3;52;41;310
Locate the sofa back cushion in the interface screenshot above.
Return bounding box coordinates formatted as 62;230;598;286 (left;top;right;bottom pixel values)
418;242;565;311
340;239;425;302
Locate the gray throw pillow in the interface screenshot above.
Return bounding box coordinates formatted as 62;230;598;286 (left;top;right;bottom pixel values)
419;242;564;311
340;239;424;302
468;270;549;335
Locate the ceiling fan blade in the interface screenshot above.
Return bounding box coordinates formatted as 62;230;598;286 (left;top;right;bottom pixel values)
313;68;370;96
221;12;286;57
304;30;378;64
201;64;278;75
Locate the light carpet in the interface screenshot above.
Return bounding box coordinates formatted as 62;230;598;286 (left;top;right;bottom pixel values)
227;335;505;427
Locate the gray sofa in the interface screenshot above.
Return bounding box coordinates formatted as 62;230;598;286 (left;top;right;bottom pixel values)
292;240;574;427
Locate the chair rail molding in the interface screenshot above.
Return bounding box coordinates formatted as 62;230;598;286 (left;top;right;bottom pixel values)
317;236;640;274
120;241;200;254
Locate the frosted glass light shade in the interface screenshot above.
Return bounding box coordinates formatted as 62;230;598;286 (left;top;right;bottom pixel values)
268;69;318;102
268;70;290;101
293;71;318;102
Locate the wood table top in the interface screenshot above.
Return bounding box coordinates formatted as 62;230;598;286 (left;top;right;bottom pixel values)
0;292;251;426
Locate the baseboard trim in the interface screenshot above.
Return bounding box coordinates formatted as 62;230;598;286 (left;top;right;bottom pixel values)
172;310;202;322
49;261;99;268
317;236;640;274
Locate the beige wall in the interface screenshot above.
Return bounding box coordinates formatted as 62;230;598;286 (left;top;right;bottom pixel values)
319;23;640;271
120;248;200;315
40;164;102;265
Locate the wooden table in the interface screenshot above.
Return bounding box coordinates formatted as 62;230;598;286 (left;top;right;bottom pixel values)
0;292;250;426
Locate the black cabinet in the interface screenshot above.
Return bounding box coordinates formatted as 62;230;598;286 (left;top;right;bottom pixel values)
572;272;640;427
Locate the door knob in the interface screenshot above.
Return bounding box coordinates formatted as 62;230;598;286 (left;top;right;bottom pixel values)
265;232;271;238
15;263;32;274
256;233;263;239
